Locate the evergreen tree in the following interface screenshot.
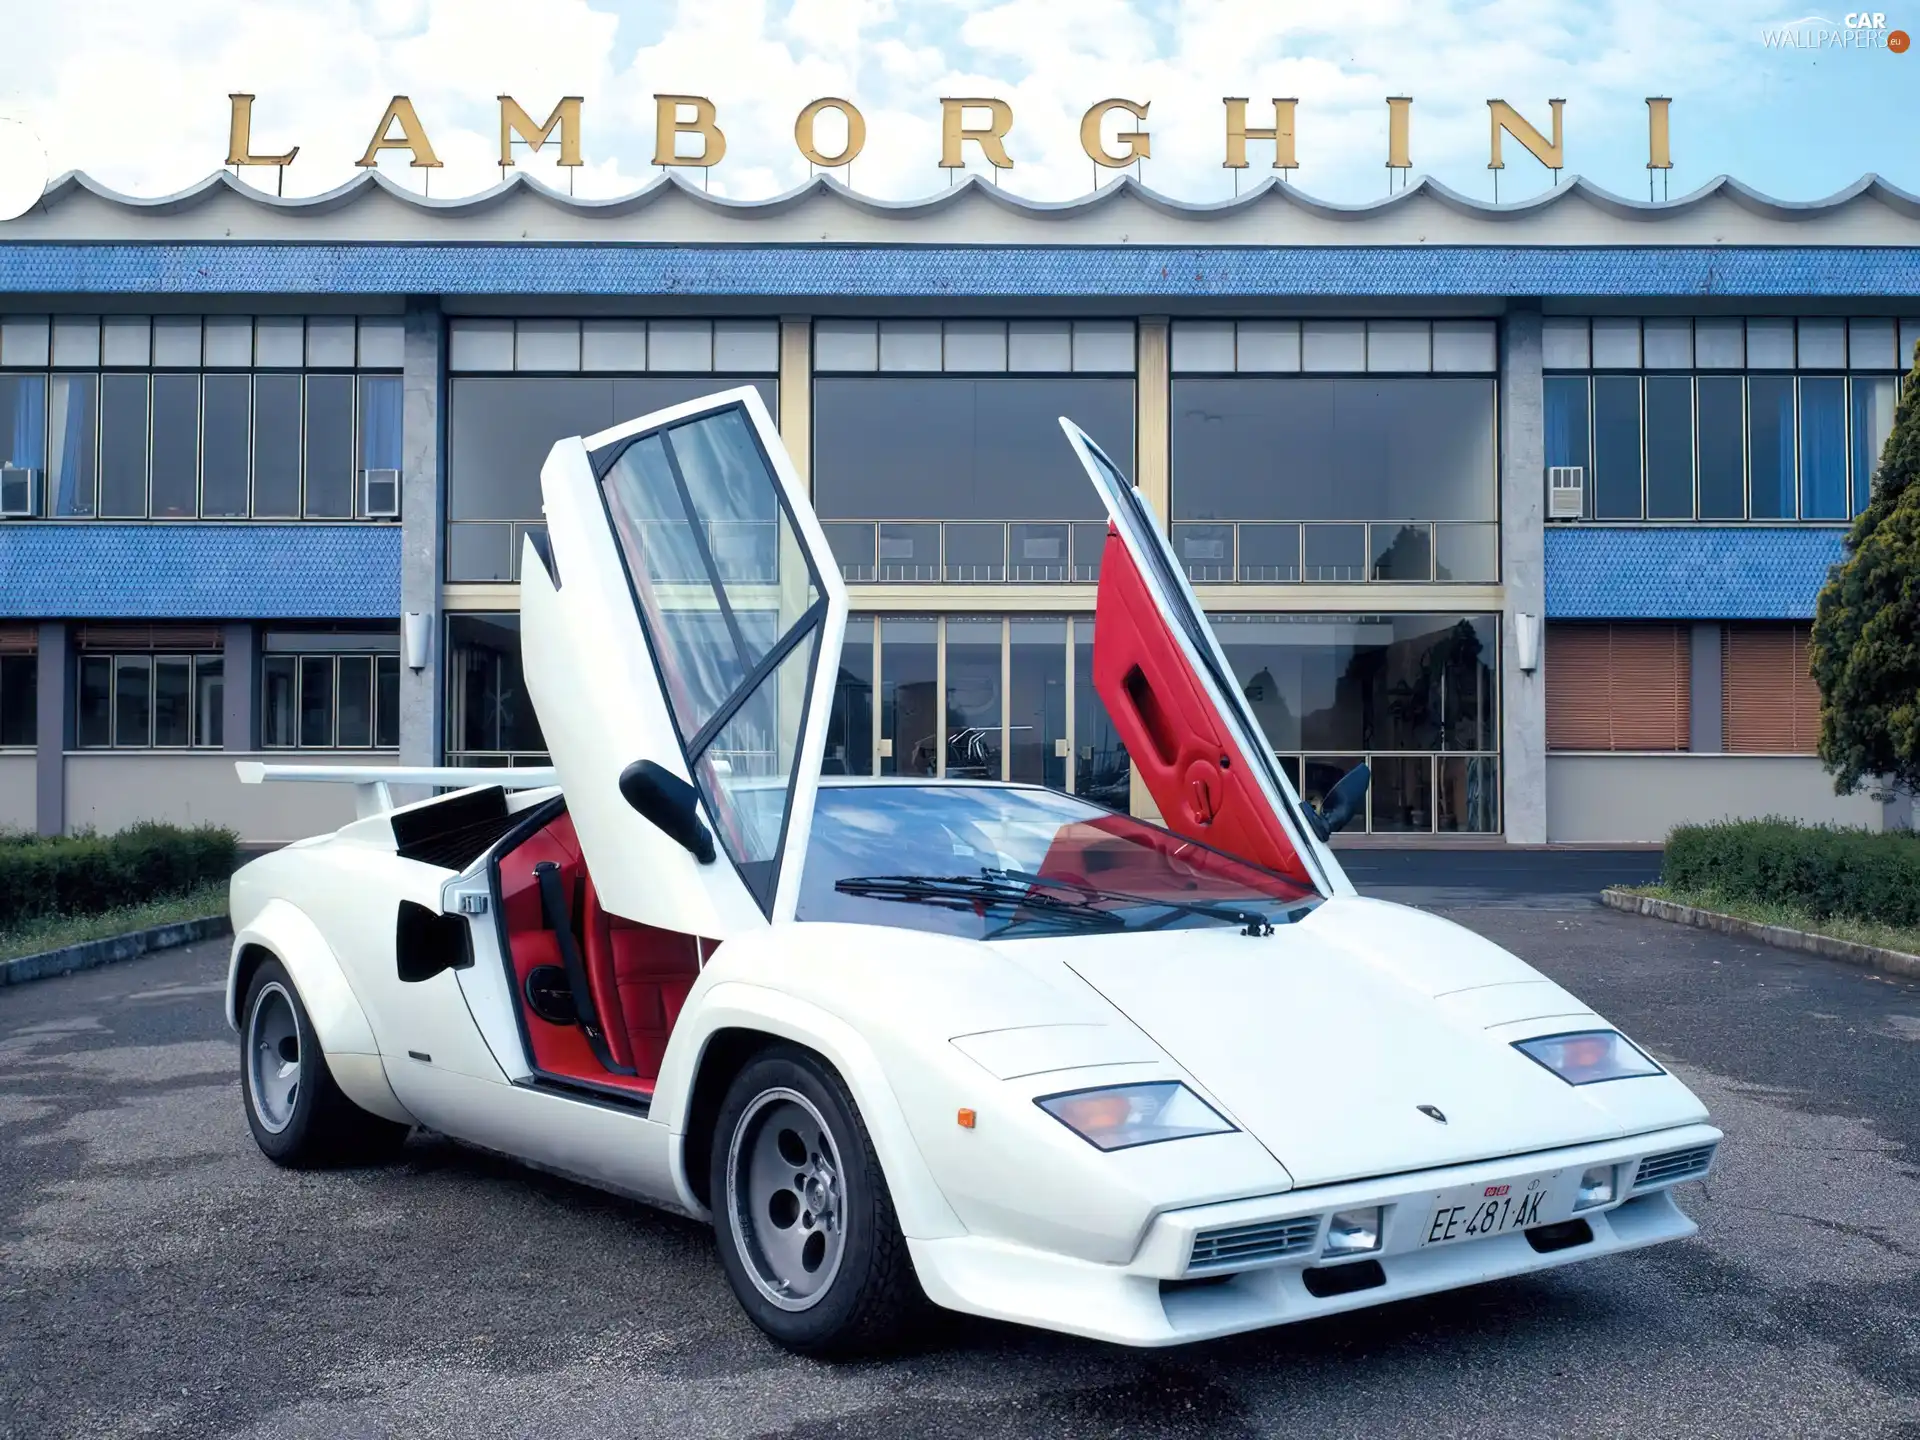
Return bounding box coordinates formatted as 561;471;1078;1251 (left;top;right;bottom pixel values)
1811;340;1920;797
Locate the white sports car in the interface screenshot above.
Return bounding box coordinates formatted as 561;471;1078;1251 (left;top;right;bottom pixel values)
226;388;1719;1355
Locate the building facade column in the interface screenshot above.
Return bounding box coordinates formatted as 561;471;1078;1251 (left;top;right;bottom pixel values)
400;298;445;772
1499;307;1548;844
779;317;811;497
1689;623;1723;753
222;622;255;751
1130;317;1171;821
34;621;68;836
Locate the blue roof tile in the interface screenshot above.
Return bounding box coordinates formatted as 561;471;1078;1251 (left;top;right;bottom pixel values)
2;244;1919;297
1544;527;1846;620
0;524;399;619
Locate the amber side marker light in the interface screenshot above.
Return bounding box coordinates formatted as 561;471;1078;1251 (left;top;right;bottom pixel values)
957;1108;977;1129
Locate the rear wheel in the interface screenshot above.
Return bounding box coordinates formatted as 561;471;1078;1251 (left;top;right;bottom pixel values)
241;958;409;1167
710;1046;924;1356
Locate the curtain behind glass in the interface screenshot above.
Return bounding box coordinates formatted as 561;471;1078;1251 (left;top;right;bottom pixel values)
48;374;97;517
1851;377;1897;514
1797;378;1847;519
358;375;403;474
1;375;47;513
1748;376;1796;519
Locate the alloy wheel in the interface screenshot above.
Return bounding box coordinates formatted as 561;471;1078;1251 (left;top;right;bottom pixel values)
725;1087;848;1311
247;981;302;1134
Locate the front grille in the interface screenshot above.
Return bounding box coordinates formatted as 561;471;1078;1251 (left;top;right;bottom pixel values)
1188;1216;1320;1273
1634;1144;1716;1189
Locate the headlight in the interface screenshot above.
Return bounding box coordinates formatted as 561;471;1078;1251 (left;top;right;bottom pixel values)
1036;1082;1235;1151
1323;1206;1383;1256
1513;1030;1662;1086
1573;1164;1616;1211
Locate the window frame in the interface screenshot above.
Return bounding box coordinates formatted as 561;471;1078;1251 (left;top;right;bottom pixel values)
76;650;225;750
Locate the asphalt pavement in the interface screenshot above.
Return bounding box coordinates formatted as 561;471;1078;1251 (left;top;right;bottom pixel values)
2;888;1916;1439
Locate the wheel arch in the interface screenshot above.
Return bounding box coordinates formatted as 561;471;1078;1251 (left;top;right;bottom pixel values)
660;983;965;1241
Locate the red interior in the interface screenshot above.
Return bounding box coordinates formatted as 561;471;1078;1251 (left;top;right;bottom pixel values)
496;811;706;1097
1092;530;1312;886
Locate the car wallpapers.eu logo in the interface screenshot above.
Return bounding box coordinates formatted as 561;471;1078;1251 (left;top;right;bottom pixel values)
1761;12;1912;49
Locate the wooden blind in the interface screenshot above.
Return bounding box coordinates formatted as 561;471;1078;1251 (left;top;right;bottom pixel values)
0;625;35;654
1546;623;1690;751
1723;624;1820;753
76;624;223;652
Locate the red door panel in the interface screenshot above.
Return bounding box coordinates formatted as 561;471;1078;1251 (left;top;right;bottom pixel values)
1092;531;1311;885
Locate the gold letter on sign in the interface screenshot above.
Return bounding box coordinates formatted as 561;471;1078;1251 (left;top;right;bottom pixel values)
1385;96;1412;172
227;94;298;168
357;96;442;168
795;98;866;168
939;97;1014;170
1223;98;1296;170
1080;99;1150;168
1646;97;1673;170
1487;99;1564;171
654;95;727;167
499;96;584;168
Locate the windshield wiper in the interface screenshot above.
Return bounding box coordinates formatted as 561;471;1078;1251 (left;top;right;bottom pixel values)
833;874;1127;934
988;868;1285;937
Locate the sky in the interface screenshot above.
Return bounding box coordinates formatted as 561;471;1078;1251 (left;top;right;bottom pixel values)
0;0;1912;209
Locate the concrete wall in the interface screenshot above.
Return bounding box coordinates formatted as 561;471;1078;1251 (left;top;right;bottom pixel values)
64;752;397;842
0;754;35;833
1546;753;1885;844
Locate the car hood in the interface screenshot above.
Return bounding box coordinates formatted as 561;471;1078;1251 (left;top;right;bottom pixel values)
1021;895;1707;1188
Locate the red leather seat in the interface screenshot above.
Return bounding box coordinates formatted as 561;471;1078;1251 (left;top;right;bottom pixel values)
583;880;703;1082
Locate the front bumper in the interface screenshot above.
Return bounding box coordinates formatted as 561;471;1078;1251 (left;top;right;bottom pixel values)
907;1122;1720;1346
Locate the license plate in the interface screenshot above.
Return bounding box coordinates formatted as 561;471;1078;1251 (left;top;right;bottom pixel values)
1420;1171;1564;1248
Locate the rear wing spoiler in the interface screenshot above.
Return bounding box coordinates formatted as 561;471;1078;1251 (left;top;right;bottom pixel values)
236;762;560;819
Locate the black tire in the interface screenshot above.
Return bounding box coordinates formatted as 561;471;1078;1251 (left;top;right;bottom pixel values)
709;1045;926;1356
240;957;410;1168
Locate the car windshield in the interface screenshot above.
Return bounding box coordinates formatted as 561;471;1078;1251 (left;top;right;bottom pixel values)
796;783;1321;940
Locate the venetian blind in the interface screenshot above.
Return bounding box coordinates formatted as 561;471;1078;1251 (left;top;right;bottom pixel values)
1545;623;1690;751
1722;624;1820;754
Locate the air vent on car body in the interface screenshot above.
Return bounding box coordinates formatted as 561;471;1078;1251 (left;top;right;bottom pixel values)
1187;1215;1321;1273
1633;1145;1716;1189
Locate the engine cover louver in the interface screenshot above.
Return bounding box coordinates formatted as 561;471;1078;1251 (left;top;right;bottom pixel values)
1187;1216;1321;1273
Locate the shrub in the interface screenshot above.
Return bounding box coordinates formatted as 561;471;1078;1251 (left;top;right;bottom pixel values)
1663;817;1920;929
0;822;239;929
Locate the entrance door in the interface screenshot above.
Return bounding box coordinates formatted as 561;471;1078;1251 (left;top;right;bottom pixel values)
1058;419;1351;896
520;387;848;936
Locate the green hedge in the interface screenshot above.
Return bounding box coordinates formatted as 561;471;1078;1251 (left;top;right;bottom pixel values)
0;823;239;930
1663;818;1920;928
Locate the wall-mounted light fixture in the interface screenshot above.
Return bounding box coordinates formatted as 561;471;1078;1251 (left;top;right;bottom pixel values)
1515;612;1541;673
403;611;431;672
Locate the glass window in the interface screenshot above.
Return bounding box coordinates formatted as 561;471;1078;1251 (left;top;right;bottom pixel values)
1591;376;1643;519
448;375;776;524
336;655;374;746
447;613;547;761
0;653;36;747
150;373;199;518
1238;523;1300;583
1371;756;1434;833
77;656;111;747
1644;375;1694;519
252;373;303;518
201;373;251;518
814;376;1130;522
113;655;152;746
1072;618;1130;812
1009;617;1066;788
0;375;46;514
375;654;400;749
448;522;515;582
299;655;334;746
1438;755;1500;833
879;616;938;777
47;374;94;518
262;654;298;747
99;374;148;517
1697;376;1745;519
358;373;403;472
1543;376;1590;481
1435;523;1498;583
943;618;1003;779
1370;523;1432;581
1748;375;1796;519
304;374;355;518
1170;377;1495;522
153;655;193;747
194;656;224;748
1798;377;1848;520
823;614;874;776
796;783;1318;941
1852;376;1898;513
1302;523;1365;582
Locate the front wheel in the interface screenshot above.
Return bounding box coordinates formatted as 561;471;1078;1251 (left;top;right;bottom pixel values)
710;1046;925;1356
241;958;409;1167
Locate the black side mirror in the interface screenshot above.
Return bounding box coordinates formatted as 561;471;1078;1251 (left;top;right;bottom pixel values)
618;760;716;864
1305;762;1371;841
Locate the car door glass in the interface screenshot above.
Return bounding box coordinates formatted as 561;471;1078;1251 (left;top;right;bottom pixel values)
595;403;826;910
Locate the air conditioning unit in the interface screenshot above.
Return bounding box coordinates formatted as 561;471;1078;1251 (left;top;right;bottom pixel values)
361;468;401;518
1547;465;1585;520
0;465;36;518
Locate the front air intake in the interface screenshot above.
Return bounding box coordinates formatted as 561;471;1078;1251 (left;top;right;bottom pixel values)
1187;1215;1320;1273
1634;1145;1716;1189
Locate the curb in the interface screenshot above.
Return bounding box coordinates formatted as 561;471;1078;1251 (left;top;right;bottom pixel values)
1600;889;1920;981
0;914;231;987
